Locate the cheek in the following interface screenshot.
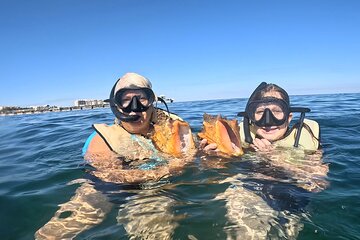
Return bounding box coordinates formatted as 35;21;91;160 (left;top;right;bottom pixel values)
273;124;289;139
141;111;150;122
255;126;261;135
277;127;287;137
144;108;155;121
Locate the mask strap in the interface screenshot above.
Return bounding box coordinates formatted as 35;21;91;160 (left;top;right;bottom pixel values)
290;107;310;147
237;112;253;144
243;116;253;144
248;82;267;102
156;96;170;116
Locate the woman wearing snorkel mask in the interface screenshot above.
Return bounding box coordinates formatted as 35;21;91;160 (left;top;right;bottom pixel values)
239;82;321;152
241;83;329;191
84;72;159;158
82;72;195;183
35;73;195;240
202;82;321;153
203;83;328;239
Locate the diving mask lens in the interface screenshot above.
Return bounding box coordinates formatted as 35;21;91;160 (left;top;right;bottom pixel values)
254;104;285;121
115;88;155;109
246;97;289;127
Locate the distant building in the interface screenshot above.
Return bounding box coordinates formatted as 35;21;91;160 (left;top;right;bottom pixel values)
30;105;50;111
74;99;107;107
0;106;21;111
74;100;87;107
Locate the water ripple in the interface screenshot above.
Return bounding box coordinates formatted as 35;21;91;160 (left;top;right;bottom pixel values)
0;93;359;239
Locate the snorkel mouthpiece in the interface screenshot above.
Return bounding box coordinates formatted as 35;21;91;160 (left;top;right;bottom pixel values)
118;113;141;122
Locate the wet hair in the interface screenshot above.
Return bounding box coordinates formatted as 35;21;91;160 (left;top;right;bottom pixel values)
251;83;290;105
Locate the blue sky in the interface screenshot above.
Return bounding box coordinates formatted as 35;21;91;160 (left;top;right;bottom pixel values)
1;0;360;106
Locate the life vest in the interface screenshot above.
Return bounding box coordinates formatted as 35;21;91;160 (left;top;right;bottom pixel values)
92;109;183;160
239;118;320;151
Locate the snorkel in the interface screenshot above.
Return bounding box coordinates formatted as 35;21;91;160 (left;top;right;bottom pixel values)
238;82;310;147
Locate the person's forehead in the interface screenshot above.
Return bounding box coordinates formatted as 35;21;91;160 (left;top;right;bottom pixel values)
257;103;282;109
263;91;282;99
121;89;146;95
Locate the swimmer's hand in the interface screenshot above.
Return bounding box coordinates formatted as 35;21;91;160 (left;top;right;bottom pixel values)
251;138;273;152
199;139;221;156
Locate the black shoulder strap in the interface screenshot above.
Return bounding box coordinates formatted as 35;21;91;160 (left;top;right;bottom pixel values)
156;96;170;116
238;112;253;144
290;107;310;147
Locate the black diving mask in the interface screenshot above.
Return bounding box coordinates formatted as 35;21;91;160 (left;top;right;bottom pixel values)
246;97;290;127
238;82;311;147
114;88;155;113
107;84;156;122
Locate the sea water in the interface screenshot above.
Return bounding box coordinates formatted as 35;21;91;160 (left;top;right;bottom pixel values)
0;93;359;239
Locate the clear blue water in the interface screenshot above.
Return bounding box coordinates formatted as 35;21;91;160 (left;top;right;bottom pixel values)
0;93;359;240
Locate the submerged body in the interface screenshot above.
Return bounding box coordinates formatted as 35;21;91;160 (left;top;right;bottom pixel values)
35;73;197;239
85;109;196;183
201;82;328;239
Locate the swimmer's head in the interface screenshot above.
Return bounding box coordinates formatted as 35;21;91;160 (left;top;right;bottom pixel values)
246;82;290;127
246;82;293;141
109;73;156;134
114;72;153;94
113;73;156;114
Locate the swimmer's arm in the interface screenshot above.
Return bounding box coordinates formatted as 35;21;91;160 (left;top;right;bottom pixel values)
84;133;125;172
265;149;329;192
35;182;111;239
86;133;116;156
86;158;172;184
84;134;172;183
91;168;171;183
85;134;193;183
303;150;329;188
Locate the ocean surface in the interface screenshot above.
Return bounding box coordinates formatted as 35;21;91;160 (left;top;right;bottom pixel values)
0;93;359;240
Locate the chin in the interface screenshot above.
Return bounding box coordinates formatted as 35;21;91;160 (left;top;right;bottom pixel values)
124;121;144;132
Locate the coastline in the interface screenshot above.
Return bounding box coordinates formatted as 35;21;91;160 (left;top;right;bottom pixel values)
0;105;109;117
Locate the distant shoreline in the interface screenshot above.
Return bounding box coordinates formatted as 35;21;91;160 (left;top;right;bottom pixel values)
0;105;109;117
